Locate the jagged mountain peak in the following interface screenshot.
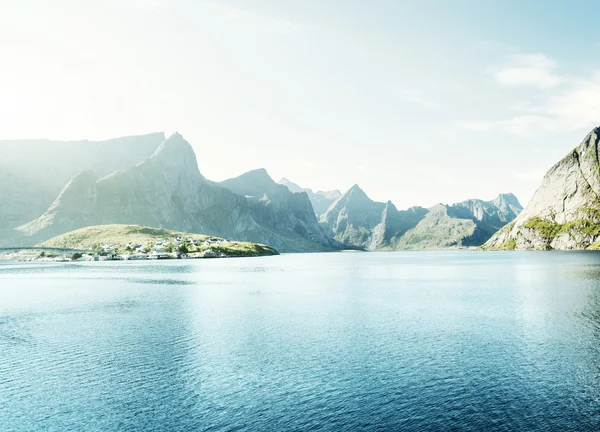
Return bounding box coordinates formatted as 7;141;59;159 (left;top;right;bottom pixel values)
220;169;282;198
219;169;321;224
318;190;342;200
493;193;522;209
9;135;337;252
428;203;449;214
278;177;342;217
344;184;371;201
278;177;305;194
151;132;199;171
153;132;192;154
0;133;164;229
384;200;398;212
236;168;274;183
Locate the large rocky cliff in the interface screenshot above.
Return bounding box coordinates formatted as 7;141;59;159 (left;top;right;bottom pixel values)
10;133;338;252
485;127;600;250
0;133;164;228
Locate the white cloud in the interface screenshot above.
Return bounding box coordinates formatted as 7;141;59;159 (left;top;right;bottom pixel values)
394;89;440;109
460;54;600;137
492;53;561;88
545;73;600;130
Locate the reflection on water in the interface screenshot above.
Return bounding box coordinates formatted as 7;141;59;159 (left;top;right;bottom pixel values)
1;252;600;431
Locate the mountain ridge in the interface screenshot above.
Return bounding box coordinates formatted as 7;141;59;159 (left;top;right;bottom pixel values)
0;132;164;228
278;177;342;216
8;134;339;253
320;185;522;250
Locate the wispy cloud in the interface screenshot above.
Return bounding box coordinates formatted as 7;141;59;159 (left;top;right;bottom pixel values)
459;54;600;137
491;53;562;88
394;89;440;109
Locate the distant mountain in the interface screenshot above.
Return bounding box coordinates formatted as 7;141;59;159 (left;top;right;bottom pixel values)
220;170;339;250
6;134;340;252
320;185;522;250
0;133;164;228
278;177;341;216
486;127;600;250
278;177;305;194
0;131;524;252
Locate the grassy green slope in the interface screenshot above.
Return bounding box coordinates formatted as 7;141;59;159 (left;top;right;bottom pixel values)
38;224;279;257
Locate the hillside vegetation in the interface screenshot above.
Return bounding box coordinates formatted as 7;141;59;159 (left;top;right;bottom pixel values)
38;224;279;257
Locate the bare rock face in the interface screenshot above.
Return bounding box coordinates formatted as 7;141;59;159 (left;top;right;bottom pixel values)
278;177;342;217
320;185;522;250
18;171;99;239
485;127;600;250
10;133;338;252
221;170;340;250
0;133;164;228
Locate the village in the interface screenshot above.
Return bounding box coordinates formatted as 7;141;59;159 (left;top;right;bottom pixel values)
97;236;228;261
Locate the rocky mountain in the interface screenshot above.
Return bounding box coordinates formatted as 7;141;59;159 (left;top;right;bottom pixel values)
485;127;600;250
220;170;339;250
320;185;522;250
6;133;340;252
278;178;341;216
0;133;164;228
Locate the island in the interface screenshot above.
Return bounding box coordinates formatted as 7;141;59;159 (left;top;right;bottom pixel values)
0;224;279;262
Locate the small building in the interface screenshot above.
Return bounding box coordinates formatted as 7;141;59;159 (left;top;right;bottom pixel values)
149;252;170;260
126;253;148;261
201;249;225;258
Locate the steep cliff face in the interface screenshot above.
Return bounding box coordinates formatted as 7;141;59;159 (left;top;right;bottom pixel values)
447;194;523;239
486;128;600;250
369;202;429;250
18;171;99;240
319;185;434;249
0;133;164;228
12;134;337;252
278;177;341;216
221;170;339;250
320;185;522;250
319;185;389;248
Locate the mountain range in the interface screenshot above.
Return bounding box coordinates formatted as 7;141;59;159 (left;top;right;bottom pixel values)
0;133;164;228
4;133;337;252
0;131;523;252
312;184;522;250
278;178;341;216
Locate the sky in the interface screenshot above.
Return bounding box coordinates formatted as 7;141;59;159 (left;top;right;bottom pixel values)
2;0;600;209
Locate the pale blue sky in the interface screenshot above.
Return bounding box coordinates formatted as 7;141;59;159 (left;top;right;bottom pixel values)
2;0;600;208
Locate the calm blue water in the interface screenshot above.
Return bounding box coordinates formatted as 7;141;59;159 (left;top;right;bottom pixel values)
1;252;600;431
